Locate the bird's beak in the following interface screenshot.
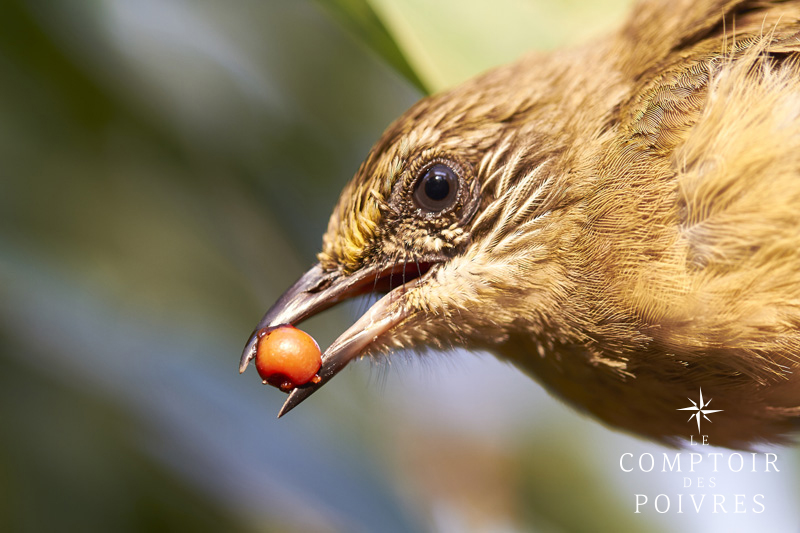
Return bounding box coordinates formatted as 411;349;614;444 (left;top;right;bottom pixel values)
240;262;427;417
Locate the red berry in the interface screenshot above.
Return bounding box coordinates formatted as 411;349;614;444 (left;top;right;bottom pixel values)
254;324;322;391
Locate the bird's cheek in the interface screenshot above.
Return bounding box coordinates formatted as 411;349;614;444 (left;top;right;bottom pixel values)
392;290;459;348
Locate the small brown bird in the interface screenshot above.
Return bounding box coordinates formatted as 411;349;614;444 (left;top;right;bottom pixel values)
241;0;800;449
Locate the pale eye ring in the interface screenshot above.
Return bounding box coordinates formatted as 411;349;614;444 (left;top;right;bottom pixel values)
412;163;459;213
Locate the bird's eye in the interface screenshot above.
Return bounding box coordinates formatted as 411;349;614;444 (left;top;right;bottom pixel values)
412;163;459;213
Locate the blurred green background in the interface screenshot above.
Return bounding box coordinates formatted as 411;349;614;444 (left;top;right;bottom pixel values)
2;0;797;532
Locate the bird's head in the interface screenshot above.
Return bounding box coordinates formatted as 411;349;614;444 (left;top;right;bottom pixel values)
240;49;614;415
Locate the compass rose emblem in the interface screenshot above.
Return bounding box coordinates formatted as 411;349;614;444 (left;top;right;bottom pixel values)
678;388;723;434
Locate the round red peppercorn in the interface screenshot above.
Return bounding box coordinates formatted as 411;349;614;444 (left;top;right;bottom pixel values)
255;324;322;391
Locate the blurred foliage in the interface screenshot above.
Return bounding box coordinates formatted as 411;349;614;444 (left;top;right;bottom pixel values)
515;433;665;533
1;0;421;530
0;340;255;533
356;0;633;91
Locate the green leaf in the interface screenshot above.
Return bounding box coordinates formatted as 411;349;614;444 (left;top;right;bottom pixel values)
315;0;430;93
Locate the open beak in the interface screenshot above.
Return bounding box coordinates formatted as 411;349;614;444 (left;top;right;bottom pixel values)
240;262;430;417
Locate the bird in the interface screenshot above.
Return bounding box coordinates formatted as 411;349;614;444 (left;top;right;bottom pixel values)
241;0;800;449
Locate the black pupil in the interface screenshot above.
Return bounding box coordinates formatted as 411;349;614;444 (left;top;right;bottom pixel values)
412;162;458;213
424;172;450;201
